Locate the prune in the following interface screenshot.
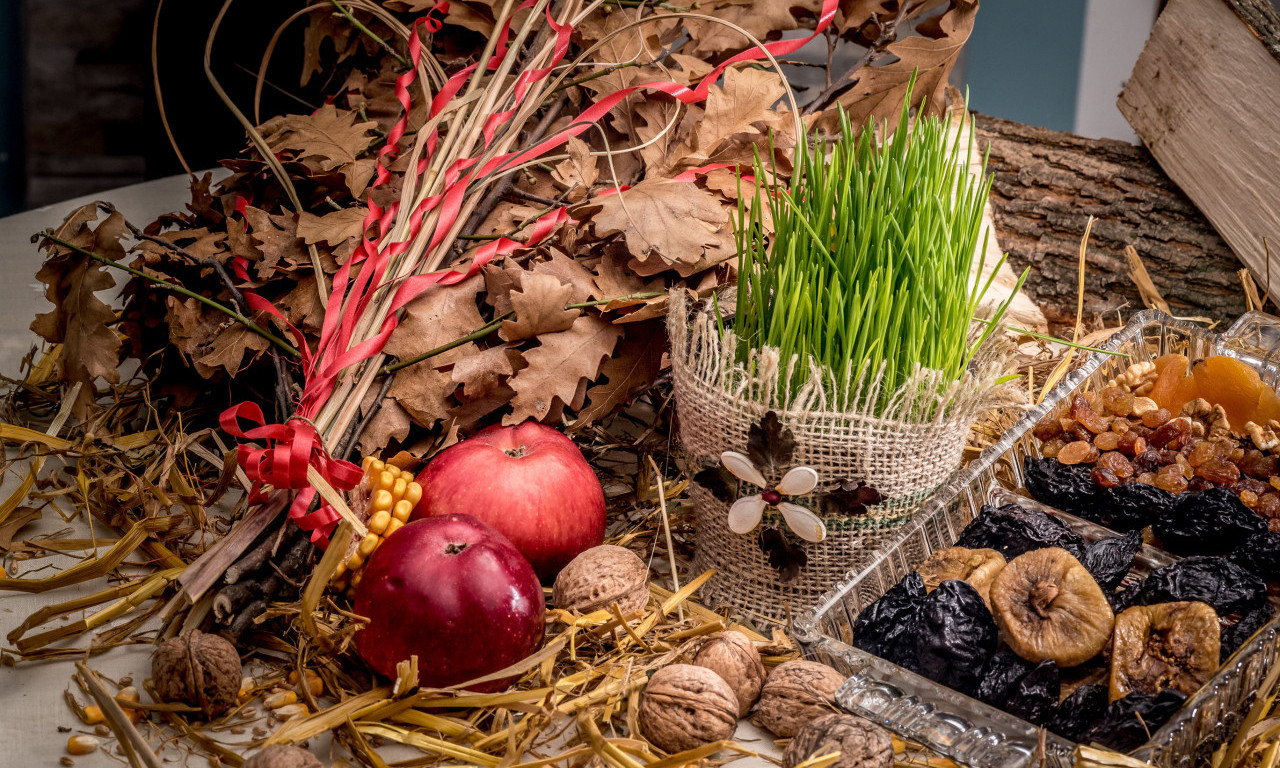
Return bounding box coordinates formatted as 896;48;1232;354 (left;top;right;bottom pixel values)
1081;530;1143;592
1110;602;1219;700
853;573;925;670
1095;482;1175;531
1227;531;1280;580
914;580;998;696
1059;441;1100;465
1132;556;1267;615
990;548;1113;667
1004;659;1060;726
1081;690;1187;752
1154;487;1267;555
1222;602;1276;661
1050;684;1108;742
956;502;1086;560
976;648;1036;706
1023;457;1098;518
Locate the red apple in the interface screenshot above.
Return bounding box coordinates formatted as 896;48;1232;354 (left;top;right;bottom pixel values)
352;513;544;691
414;422;605;582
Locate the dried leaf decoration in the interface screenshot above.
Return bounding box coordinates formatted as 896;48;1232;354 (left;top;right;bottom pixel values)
506;315;622;425
818;0;979;132
759;526;808;582
576;321;667;424
499;273;581;342
746;411;795;476
821;480;885;517
31;205;124;416
578;179;732;273
264;103;379;173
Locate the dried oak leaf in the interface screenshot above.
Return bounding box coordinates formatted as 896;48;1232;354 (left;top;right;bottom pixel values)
678;67;785;169
265;103;378;173
670;0;823;58
165;296;224;377
244;207;308;280
384;275;486;431
818;0;977;133
297;207;367;264
577;320;667;423
452;345;524;401
358;386;413;456
198;322;272;377
551;136;598;202
32;206;124;416
499;272;581;341
529;249;597;303
506;315;622;424
577;178;732;274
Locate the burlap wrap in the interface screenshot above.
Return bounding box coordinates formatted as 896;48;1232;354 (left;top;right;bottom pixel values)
669;290;1018;621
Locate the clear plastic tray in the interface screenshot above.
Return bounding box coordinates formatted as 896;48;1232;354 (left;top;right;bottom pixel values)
793;309;1280;768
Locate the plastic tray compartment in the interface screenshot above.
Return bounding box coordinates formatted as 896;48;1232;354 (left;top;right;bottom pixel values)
793;309;1280;768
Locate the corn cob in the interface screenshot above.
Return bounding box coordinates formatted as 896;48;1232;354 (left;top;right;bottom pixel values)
331;457;421;594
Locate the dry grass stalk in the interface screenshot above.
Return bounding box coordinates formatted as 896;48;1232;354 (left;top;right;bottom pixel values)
1124;244;1173;314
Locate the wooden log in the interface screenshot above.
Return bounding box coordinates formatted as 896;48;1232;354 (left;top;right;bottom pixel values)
974;114;1246;330
1118;0;1280;308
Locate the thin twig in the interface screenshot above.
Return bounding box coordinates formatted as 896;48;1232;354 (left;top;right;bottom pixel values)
330;0;410;67
36;232;301;359
75;662;164;768
802;2;917;114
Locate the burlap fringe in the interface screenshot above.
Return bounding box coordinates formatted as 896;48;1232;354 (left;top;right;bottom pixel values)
669;289;1021;620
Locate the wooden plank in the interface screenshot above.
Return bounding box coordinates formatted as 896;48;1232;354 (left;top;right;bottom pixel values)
975;114;1245;330
1119;0;1280;301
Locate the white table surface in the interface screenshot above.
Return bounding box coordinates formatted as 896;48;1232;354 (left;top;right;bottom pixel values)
0;174;778;767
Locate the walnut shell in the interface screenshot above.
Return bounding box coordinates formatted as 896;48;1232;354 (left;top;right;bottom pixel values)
638;664;738;753
151;630;242;718
243;745;324;768
754;660;845;738
552;544;649;615
692;630;765;717
783;713;894;768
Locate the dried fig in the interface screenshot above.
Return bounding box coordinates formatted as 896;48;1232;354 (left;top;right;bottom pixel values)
916;546;1006;609
989;548;1114;667
1109;601;1219;702
782;713;893;768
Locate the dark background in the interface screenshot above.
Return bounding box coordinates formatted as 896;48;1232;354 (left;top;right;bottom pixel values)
0;0;327;216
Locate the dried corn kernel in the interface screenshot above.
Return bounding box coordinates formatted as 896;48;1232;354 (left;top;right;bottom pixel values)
81;705;104;725
274;703;309;719
67;736;100;756
331;458;423;594
263;691;298;710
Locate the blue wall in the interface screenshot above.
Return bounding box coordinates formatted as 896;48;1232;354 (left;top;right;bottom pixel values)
961;0;1088;132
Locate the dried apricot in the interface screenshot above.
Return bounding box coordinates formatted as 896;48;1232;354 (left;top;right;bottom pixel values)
1255;387;1280;427
1058;441;1100;466
1167;375;1202;415
1148;354;1189;410
1193;356;1263;430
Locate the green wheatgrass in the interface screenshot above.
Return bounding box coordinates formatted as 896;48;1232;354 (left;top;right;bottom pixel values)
732;85;1027;416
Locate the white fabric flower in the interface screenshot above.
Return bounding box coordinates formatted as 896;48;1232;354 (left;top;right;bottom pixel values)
720;450;826;542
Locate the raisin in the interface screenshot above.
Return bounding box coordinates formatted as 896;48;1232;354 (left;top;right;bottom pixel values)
1033;414;1064;441
1232;476;1269;497
1093;432;1121;452
1136;472;1158;485
1142;408;1172;428
1100;387;1135;417
1188;441;1218;467
1118;433;1147;456
1188;476;1215;493
1129;422;1154;439
1258;493;1280;518
1068;422;1094;443
1111;418;1132;435
1158;449;1183;466
1097;451;1135;478
1136;448;1167;471
1195;458;1240;485
1241;490;1260;507
1151;419;1189;449
1238;450;1279;479
1155;465;1189;494
1058;441;1099;466
1092;467;1122;488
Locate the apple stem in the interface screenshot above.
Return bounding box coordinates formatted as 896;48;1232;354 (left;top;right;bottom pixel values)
504;446;528;458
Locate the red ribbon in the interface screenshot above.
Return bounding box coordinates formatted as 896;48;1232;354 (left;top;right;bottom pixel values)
220;0;838;546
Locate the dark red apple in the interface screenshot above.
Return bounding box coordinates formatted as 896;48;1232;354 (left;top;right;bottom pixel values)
352;513;544;691
414;422;605;581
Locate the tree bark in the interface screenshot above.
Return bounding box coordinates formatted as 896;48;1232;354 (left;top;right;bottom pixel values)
974;114;1247;331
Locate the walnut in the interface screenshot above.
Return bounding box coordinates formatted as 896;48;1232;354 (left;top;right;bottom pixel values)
638;664;738;753
783;713;894;768
1181;397;1213;421
151;631;242;719
753;660;845;738
1207;404;1232;442
243;745;324;768
1108;361;1157;393
552;545;649;615
1247;421;1280;452
1131;397;1159;417
692;631;765;717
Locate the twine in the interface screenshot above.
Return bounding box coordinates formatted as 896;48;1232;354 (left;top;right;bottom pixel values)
669;290;1020;620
